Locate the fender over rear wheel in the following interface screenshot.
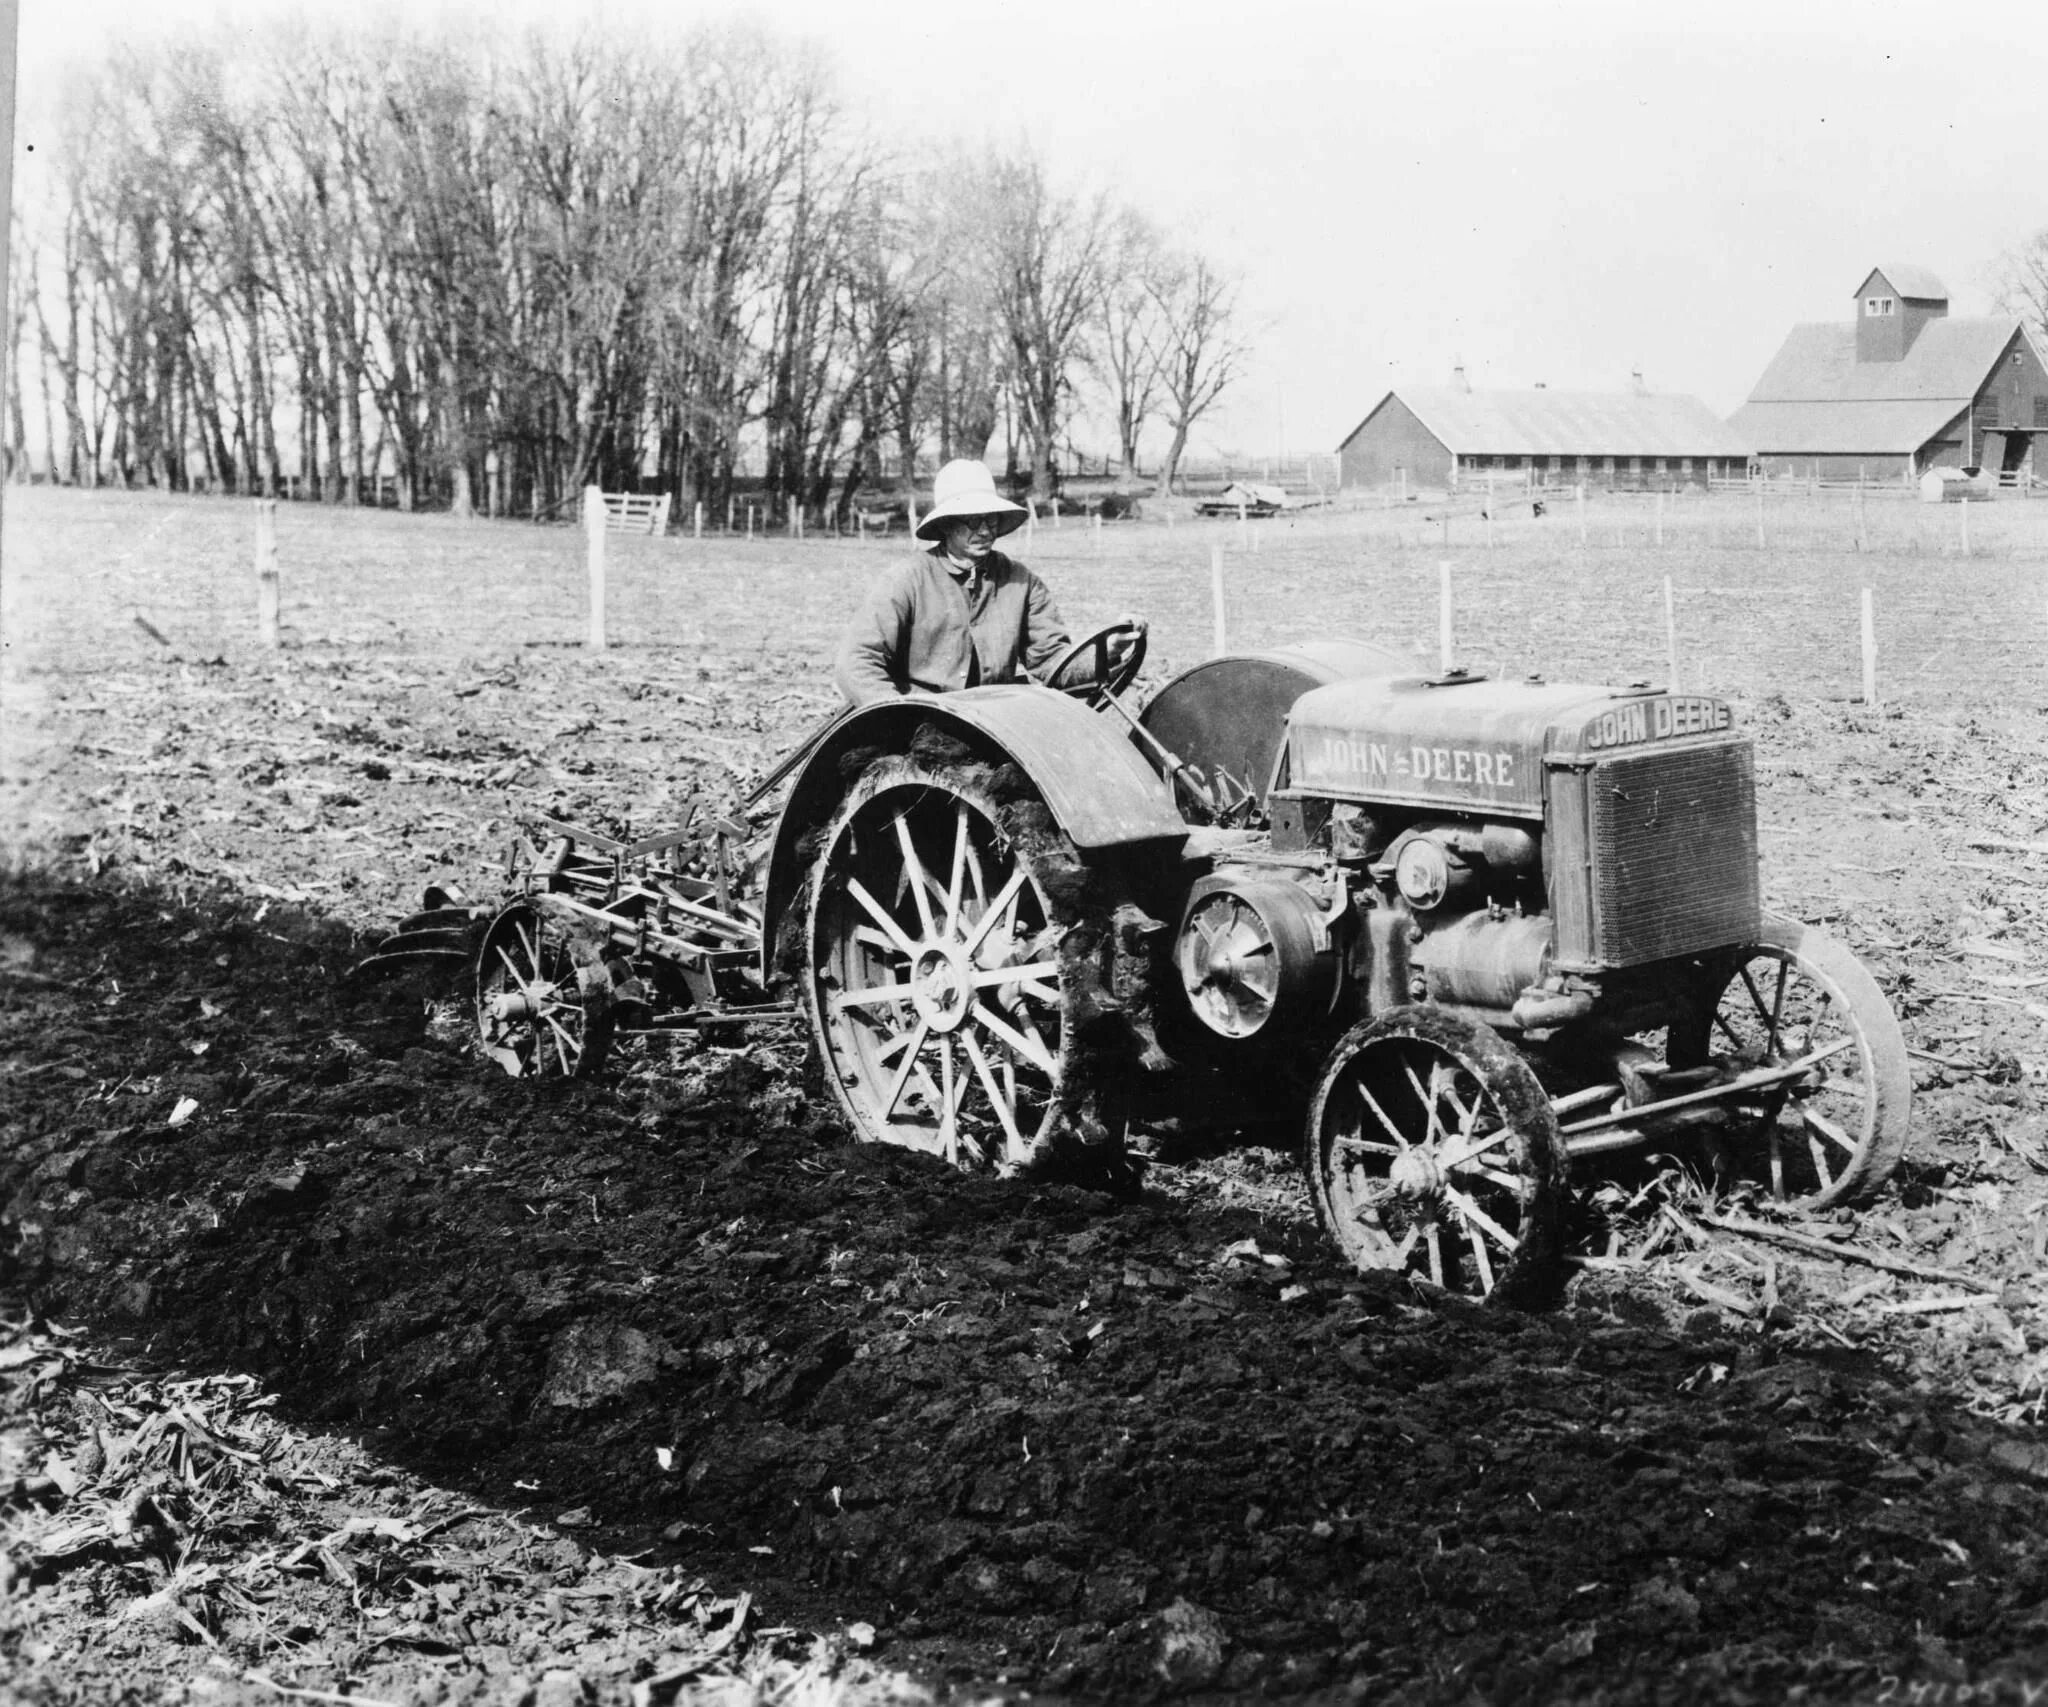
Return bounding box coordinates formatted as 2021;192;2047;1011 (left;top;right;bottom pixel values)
1305;1006;1566;1303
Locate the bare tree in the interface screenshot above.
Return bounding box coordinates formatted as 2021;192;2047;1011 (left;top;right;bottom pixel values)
839;175;937;501
1096;209;1169;484
1991;228;2048;350
978;149;1108;499
1150;252;1247;499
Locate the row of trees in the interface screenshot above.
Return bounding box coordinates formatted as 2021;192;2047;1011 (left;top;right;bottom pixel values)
6;19;1247;520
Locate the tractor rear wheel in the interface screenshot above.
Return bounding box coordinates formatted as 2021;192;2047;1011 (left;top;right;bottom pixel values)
1304;1007;1566;1304
804;755;1127;1176
1668;915;1910;1207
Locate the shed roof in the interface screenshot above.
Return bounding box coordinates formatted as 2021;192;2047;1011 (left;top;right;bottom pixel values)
1745;317;2019;404
1866;264;1949;301
1725;398;1966;456
1344;387;1751;458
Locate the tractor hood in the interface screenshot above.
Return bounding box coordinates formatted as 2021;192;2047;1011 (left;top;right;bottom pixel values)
1285;673;1738;820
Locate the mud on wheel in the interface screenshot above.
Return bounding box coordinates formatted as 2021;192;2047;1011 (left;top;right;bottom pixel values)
1305;1006;1566;1303
804;754;1128;1175
474;901;614;1079
1669;913;1911;1207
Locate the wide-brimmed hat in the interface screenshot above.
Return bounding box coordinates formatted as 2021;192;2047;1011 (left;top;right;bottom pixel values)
915;459;1027;542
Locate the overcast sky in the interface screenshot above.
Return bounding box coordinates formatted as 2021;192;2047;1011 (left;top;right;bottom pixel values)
18;0;2046;458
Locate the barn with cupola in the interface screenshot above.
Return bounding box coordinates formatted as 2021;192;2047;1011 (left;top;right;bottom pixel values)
1336;369;1752;494
1728;266;2048;483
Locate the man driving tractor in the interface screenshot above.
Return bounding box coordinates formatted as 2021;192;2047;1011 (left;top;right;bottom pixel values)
833;459;1143;706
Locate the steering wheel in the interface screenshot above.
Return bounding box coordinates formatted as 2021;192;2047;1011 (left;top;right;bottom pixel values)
1041;619;1148;706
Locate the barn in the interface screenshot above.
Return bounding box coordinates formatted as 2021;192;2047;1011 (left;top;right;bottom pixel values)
1728;266;2048;485
1337;372;1753;493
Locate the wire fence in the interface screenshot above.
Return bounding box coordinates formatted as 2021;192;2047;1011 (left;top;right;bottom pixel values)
9;483;2048;715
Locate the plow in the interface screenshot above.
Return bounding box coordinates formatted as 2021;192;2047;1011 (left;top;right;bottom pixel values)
361;805;790;1081
363;618;1913;1303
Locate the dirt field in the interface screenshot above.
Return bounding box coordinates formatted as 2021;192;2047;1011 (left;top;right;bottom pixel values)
10;483;2048;1705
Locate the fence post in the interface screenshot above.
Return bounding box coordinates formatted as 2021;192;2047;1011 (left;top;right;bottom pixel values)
1663;576;1678;688
694;500;703;539
255;499;280;649
1655;488;1664;547
1577;482;1587;546
1438;561;1454;673
583;485;607;651
1960;497;1971;558
1861;588;1878;706
1755;481;1766;550
1210;544;1226;657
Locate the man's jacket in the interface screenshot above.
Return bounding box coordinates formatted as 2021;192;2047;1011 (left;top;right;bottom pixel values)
834;547;1074;706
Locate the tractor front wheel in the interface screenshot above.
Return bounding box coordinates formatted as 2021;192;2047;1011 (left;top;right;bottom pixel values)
1668;915;1910;1207
1304;1007;1567;1303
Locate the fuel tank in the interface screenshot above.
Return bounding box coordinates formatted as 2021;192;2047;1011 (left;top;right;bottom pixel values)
1137;639;1412;812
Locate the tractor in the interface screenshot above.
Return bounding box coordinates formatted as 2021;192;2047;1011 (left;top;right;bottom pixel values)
755;622;1910;1302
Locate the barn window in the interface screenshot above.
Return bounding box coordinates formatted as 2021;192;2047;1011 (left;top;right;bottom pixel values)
2036;397;2048;428
1866;296;1894;316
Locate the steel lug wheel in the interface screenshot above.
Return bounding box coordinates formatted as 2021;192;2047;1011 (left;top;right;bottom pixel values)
1305;1006;1566;1303
805;756;1122;1175
474;901;614;1079
1670;914;1910;1207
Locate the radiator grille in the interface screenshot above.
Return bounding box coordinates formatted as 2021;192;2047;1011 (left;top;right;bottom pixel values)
1586;740;1759;965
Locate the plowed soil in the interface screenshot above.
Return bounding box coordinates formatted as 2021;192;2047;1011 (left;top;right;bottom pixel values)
9;487;2048;1705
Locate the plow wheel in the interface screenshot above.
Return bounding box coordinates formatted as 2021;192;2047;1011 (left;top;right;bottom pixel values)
1669;915;1910;1208
1305;1007;1565;1304
805;757;1123;1175
474;901;614;1080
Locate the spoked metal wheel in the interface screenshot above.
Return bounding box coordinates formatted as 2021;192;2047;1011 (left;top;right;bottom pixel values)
474;901;614;1079
1305;1007;1566;1303
805;757;1117;1173
1669;914;1910;1207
